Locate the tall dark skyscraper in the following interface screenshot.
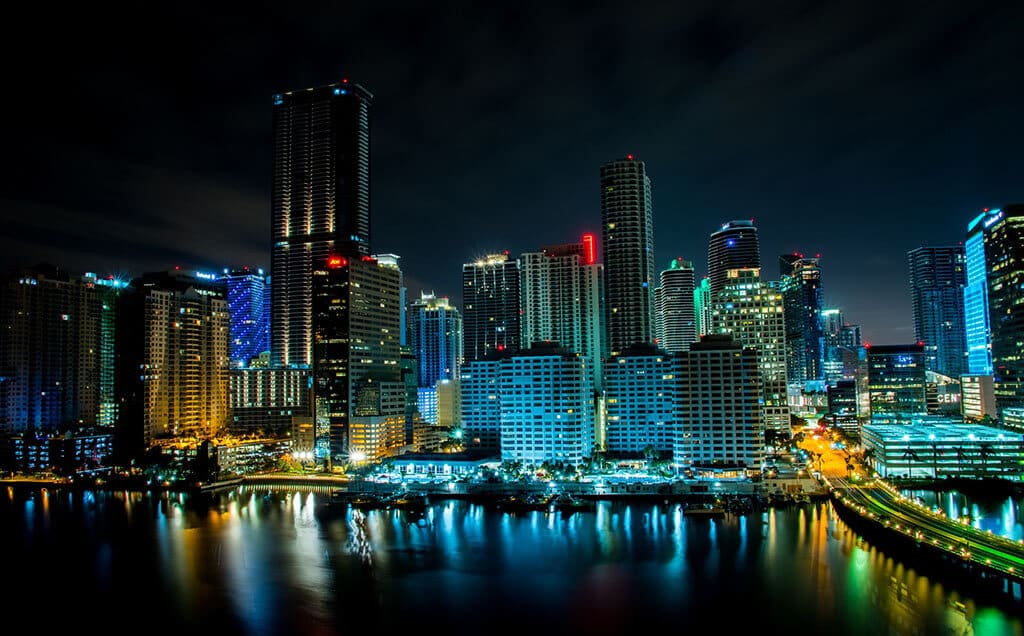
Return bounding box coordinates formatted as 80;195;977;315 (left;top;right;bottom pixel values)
982;205;1024;424
312;255;404;464
462;252;520;361
707;220;760;296
780;254;825;383
653;258;696;353
271;79;372;368
907;246;966;378
600;156;655;356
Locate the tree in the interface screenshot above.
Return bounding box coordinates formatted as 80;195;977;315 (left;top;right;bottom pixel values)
978;443;994;478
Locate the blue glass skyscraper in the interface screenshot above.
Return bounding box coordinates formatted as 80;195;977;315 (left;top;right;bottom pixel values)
907;246;966;377
223;268;269;367
964;209;999;375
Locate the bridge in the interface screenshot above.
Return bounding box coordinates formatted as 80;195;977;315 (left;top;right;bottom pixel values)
829;476;1024;599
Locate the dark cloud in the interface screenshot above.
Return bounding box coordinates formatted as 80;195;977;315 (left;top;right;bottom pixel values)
2;1;1023;343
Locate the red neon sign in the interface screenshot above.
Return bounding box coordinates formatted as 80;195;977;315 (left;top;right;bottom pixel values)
582;233;596;264
327;255;348;269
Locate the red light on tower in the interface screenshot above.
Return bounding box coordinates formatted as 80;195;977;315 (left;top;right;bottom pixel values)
864;342;871;349
327;255;348;269
916;340;924;347
582;233;596;264
342;77;349;83
496;344;505;351
626;154;634;160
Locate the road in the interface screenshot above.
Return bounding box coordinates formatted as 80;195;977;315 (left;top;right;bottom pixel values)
830;476;1024;580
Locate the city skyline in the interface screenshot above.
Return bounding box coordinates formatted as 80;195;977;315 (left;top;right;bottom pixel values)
2;5;1023;345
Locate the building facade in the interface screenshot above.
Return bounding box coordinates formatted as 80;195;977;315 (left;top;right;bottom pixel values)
861;421;1024;480
459;357;503;453
498;345;594;468
961;374;996;422
271;79;373;367
229;367;310;435
462;253;520;361
600;156;655;356
654;258;696;353
674;335;763;471
694;277;712;338
907;246;966;377
964;208;999;375
604;345;674;454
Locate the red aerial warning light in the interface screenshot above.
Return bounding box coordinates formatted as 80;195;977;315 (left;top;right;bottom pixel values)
626;154;634;160
327;255;348;268
496;344;505;351
916;340;924;347
342;77;349;83
864;342;871;349
582;233;596;264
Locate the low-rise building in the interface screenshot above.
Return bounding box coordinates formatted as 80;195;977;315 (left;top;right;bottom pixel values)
861;420;1024;480
391;451;498;477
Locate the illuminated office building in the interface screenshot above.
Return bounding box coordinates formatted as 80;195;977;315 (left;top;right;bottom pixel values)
222;267;269;368
694;277;712;337
409;292;462;389
981;205;1024;422
229;367;310;435
604;344;674;454
779;254;824;383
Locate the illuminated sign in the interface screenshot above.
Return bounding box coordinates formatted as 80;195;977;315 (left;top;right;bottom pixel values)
195;271;217;281
327;255;348;269
983;209;1003;228
582;233;596;264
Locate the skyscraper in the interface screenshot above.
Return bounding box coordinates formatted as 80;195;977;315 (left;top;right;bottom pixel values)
694;277;712;337
271;79;373;368
409;292;463;389
866;343;927;419
907;246;966;377
709;268;789;434
604;344;674;454
982;205;1024;421
654;258;696;353
779;254;825;383
707;220;760;296
600;156;655;356
462;252;520;361
222;267;269;368
964;209;999;375
518;236;605;390
312;254;404;463
0;266;125;433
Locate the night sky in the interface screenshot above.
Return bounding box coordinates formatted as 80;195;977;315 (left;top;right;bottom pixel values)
3;2;1022;343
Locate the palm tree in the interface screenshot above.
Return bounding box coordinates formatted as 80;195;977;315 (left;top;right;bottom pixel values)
955;447;966;476
978;443;994;479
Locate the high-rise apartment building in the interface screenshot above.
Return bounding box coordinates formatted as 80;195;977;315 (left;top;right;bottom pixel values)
0;266;124;433
866;343;927;419
519;236;605;390
694;277;712;337
409;292;463;389
674;335;762;471
654;258;696;353
460;356;504;452
462;252;520;361
907;246;966;377
707;220;760;296
604;344;674;454
222;267;269;368
271;79;373;367
498;344;594;468
229;367;310;435
709;268;789;434
600;156;655;355
779;255;824;383
116;270;230;451
312;254;404;464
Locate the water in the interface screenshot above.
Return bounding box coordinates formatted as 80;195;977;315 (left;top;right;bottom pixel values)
901;489;1023;541
2;487;1021;635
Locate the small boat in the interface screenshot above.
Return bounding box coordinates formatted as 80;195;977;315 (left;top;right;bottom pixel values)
553;493;596;513
683;504;725;517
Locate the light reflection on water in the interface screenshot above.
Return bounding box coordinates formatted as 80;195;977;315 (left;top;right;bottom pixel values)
902;489;1023;540
0;489;1021;636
